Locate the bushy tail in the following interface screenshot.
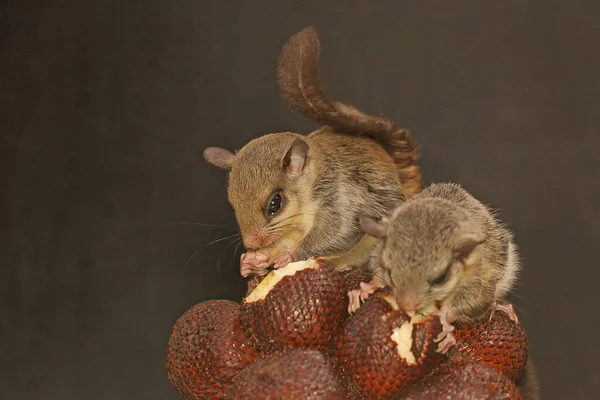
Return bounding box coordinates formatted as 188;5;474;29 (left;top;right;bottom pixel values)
277;26;421;198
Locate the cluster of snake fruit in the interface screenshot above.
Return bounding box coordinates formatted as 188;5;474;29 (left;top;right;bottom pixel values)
166;258;529;399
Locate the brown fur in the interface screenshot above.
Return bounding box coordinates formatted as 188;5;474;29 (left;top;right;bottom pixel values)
362;182;520;323
277;26;421;198
220;129;402;270
517;359;542;400
204;26;420;276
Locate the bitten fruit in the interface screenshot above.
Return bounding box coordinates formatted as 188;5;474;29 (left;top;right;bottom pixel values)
166;300;258;400
339;267;374;292
227;348;347;399
398;359;523;400
335;294;445;399
239;257;347;355
451;307;529;379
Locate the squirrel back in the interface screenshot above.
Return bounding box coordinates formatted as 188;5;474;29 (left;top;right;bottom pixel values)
413;182;520;301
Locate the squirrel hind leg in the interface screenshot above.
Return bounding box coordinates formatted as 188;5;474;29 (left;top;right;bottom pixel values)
346;277;387;314
434;308;457;354
490;302;519;324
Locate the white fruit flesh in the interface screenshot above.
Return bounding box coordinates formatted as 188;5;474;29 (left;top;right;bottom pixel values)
386;296;431;365
383;295;400;310
391;323;416;364
390;312;428;365
244;258;319;303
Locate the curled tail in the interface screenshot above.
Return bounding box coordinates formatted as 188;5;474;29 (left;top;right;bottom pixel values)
277;26;422;198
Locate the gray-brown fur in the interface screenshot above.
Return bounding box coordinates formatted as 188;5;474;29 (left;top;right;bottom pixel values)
295;128;402;258
212;127;402;264
362;182;520;323
203;26;420;278
517;359;542;400
277;26;421;198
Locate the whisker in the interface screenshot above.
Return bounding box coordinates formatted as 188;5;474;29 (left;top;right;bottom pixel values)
224;236;242;251
506;302;533;320
264;224;303;236
510;280;547;294
273;208;318;225
183;232;241;271
231;238;244;270
176;221;237;230
231;238;243;258
198;208;318;274
269;209;319;228
268;220;306;230
258;209;319;244
262;223;308;243
204;233;242;248
217;236;244;272
507;292;544;312
184;245;205;271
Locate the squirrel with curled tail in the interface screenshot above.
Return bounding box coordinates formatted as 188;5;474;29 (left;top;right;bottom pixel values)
203;26;420;292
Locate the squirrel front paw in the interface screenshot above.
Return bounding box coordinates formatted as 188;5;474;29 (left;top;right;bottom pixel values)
272;251;294;269
239;250;294;277
240;252;270;277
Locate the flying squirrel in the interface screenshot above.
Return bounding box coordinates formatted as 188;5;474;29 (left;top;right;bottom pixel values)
356;182;521;354
203;26;421;292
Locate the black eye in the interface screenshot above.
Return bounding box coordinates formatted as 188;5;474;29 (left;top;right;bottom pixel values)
429;263;452;286
266;192;283;217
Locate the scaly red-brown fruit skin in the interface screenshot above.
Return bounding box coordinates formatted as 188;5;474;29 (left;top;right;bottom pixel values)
451;308;529;380
240;259;348;355
227;348;347;399
166;300;258;400
397;359;523;400
339;268;374;292
335;295;445;400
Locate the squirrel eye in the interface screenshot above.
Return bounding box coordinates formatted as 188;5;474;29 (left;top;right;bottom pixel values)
429;263;452;287
266;192;283;217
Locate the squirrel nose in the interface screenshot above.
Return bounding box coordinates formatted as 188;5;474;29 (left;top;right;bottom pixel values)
397;293;420;312
243;235;263;251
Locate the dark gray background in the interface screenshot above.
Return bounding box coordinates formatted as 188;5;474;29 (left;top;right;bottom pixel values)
2;1;599;399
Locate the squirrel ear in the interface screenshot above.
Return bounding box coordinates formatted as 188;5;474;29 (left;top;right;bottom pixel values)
203;147;234;170
454;233;485;262
283;138;309;178
359;215;388;239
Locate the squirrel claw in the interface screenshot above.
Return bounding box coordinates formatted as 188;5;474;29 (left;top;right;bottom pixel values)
347;278;386;314
491;302;519;324
240;254;253;278
434;308;456;354
240;251;270;277
338;264;354;273
272;251;294;269
245;277;259;296
435;331;457;354
347;289;363;314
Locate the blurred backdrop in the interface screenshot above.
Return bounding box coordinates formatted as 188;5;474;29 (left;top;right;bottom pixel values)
2;1;599;399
